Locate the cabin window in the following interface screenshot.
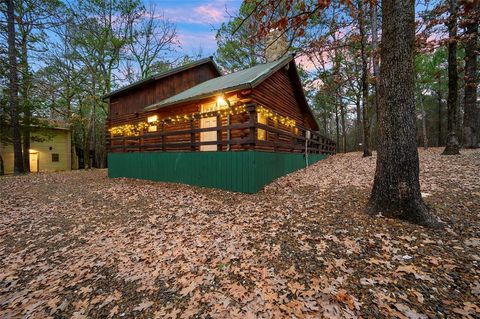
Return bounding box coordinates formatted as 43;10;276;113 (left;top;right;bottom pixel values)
147;115;158;132
257;113;267;141
52;153;59;162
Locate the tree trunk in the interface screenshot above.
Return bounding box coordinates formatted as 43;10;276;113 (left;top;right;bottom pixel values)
462;2;478;148
335;104;340;149
91;103;96;168
442;0;460;155
7;0;24;174
367;0;440;227
0;153;4;175
359;0;372;157
21;38;31;172
421;98;428;150
84;125;91;170
355;93;362;151
371;1;380;121
340;102;347;153
437;88;443;146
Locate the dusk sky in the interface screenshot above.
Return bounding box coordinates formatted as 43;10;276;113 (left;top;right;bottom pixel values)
156;0;243;57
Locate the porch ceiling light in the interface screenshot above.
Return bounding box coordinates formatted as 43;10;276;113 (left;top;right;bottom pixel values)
216;96;228;107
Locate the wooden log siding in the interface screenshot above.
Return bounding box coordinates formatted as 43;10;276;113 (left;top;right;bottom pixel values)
251;68;309;128
109;63;219;118
108;104;335;155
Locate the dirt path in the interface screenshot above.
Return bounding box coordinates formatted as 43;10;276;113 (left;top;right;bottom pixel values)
1;148;479;318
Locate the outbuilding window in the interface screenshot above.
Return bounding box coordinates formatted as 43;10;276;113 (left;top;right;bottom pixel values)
52;153;59;162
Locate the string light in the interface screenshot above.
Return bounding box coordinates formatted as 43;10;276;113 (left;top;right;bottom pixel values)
257;106;296;128
109;104;296;137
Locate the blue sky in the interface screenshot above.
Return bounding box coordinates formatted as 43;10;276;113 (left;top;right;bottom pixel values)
154;0;243;57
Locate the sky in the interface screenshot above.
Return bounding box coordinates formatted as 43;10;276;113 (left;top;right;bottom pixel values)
153;0;243;57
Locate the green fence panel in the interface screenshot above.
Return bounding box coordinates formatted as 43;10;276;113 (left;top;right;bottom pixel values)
108;151;327;193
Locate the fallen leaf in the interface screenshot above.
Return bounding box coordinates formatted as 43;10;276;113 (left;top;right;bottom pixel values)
109;305;119;318
412;290;424;304
133;300;154;312
394;303;428;319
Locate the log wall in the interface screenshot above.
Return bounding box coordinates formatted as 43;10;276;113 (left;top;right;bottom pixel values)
108;63;219;117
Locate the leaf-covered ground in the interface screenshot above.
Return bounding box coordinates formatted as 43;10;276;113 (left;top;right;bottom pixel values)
1;148;479;318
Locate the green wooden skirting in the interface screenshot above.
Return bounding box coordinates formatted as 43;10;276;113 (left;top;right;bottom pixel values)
108;151;327;193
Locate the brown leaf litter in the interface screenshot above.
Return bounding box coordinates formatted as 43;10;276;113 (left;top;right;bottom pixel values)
0;148;479;318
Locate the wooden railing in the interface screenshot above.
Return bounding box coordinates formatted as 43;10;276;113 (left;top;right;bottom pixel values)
107;104;336;155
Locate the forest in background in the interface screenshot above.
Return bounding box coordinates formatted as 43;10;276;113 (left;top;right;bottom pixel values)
215;0;478;155
0;0;478;174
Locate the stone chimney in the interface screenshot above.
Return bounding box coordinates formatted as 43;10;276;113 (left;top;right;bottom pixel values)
265;29;288;62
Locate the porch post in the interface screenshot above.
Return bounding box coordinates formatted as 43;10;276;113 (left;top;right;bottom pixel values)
274;119;279;151
161;122;166;152
247;103;257;150
109;133;113;153
190;119;195;151
216;114;222;151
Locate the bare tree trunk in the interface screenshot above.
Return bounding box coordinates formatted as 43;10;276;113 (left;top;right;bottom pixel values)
359;0;372;157
442;0;460;155
355;93;362;151
0;150;4;175
421;97;428;149
84;124;91;169
340;102;347;153
7;0;24;174
335;104;340;149
371;1;380;121
91;103;96;168
368;0;439;227
20;39;31;172
462;1;478;148
437;88;443;146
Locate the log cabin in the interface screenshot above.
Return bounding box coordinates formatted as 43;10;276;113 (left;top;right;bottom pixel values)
105;54;336;193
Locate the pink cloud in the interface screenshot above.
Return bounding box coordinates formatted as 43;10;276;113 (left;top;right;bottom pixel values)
295;54;316;71
164;3;228;25
295;53;332;72
194;5;225;24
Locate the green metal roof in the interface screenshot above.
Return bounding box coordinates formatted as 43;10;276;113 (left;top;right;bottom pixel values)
144;55;294;111
102;57;221;99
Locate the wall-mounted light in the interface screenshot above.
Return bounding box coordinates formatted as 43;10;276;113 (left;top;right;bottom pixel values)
147;115;158;123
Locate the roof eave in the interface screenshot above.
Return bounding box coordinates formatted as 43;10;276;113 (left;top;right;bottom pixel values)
143;54;295;112
250;54;294;89
288;60;320;131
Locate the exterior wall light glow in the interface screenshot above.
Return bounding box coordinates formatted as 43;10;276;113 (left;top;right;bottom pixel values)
147;115;158;132
147;115;158;123
216;96;229;109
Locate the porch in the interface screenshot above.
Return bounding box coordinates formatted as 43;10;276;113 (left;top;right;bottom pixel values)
107;103;336;155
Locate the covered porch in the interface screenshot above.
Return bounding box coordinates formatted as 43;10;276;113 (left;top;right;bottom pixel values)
107;103;336;155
